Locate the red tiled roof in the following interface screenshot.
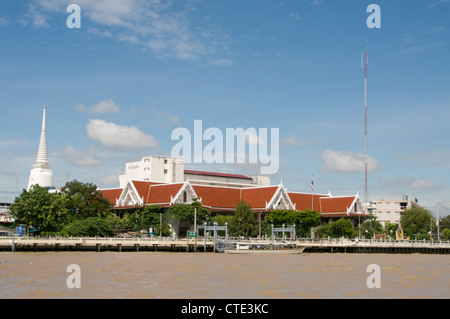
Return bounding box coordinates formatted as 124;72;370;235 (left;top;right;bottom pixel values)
100;188;123;205
192;185;241;211
191;185;279;212
184;170;253;180
288;192;330;212
320;196;356;214
147;183;184;205
241;186;279;209
103;180;361;217
130;180;163;202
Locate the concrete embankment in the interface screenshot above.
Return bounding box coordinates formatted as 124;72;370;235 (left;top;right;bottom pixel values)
1;237;449;254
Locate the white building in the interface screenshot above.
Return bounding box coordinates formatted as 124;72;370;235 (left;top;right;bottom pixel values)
0;202;14;224
119;156;184;187
371;195;420;225
119;155;270;189
27;105;54;190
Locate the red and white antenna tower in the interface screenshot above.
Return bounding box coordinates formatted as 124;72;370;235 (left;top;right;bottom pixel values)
363;41;368;203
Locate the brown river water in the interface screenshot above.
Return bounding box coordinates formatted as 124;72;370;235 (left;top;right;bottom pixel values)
0;252;448;299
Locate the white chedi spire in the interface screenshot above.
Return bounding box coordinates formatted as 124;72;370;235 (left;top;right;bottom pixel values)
27;105;54;190
35;105;49;166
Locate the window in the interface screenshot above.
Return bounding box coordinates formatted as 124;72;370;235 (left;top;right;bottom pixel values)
183;191;187;203
164;159;168;164
164;169;168;174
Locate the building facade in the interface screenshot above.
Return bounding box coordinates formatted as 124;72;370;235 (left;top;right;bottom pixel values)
371;196;420;225
101;179;366;237
119;155;271;188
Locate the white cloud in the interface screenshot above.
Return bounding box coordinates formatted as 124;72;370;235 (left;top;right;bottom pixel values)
289;13;300;20
28;0;232;64
388;176;440;190
86;119;159;149
429;0;450;8
63;145;102;166
311;0;323;6
0;16;11;26
22;4;50;28
321;150;379;173
75;99;120;113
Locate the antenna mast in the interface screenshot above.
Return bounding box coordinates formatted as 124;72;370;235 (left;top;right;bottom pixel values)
363;41;368;204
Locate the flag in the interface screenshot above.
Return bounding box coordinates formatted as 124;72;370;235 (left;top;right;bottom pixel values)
311;176;314;191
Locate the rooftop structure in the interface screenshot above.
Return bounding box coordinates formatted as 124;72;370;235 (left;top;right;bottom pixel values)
119;155;270;188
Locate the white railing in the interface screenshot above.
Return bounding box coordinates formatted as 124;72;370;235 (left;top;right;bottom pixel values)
296;237;450;248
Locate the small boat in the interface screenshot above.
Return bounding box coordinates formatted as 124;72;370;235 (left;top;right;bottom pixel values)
224;242;305;254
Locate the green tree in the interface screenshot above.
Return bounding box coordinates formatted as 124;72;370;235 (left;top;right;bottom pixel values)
62;216;116;237
10;185;69;232
442;228;450;241
332;218;354;238
384;221;399;239
401;207;435;240
211;215;233;227
169;198;211;227
297;209;321;238
359;216;383;239
131;205;171;236
60;180;113;219
265;209;297;227
229;200;257;237
439;215;450;240
265;209;321;238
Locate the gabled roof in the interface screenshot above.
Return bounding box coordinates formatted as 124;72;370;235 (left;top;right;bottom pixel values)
288;192;330;212
241;186;279;210
319;196;362;217
101;188;123;206
130;180;163;203
192;185;241;211
146;183;184;206
320;196;355;213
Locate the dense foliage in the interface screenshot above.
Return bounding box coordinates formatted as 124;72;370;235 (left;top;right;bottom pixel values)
10;180;113;236
169;198;211;225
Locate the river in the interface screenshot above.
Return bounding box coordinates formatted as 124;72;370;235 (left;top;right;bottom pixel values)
0;252;448;299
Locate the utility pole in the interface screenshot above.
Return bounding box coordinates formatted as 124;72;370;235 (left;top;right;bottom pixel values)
436;200;440;241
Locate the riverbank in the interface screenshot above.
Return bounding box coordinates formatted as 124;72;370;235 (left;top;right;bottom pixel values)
1;237;449;254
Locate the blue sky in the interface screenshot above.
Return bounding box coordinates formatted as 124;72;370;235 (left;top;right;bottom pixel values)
0;0;449;216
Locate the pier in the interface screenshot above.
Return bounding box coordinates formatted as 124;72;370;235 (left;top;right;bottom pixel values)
0;237;217;252
297;238;450;254
0;236;449;254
